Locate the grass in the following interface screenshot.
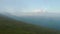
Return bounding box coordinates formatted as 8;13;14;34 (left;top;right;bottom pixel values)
0;15;60;34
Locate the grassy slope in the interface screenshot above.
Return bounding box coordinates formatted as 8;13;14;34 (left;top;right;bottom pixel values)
0;15;60;34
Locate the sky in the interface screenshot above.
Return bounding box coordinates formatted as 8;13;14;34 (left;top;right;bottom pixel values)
0;0;60;16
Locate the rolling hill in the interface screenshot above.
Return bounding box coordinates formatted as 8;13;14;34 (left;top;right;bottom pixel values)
0;14;60;34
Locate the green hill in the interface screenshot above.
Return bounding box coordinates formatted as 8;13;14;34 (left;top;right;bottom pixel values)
0;15;60;34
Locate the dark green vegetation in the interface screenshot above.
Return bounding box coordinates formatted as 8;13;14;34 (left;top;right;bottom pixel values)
0;15;60;34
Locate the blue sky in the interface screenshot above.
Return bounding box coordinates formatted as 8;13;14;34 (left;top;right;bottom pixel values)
0;0;60;16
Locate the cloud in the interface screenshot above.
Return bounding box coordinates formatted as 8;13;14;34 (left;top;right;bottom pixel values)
0;7;48;16
32;9;43;13
16;9;45;16
0;7;15;14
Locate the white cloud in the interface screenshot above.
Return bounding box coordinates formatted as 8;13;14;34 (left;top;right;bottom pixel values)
16;9;45;16
32;9;43;14
0;7;48;16
0;7;17;15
